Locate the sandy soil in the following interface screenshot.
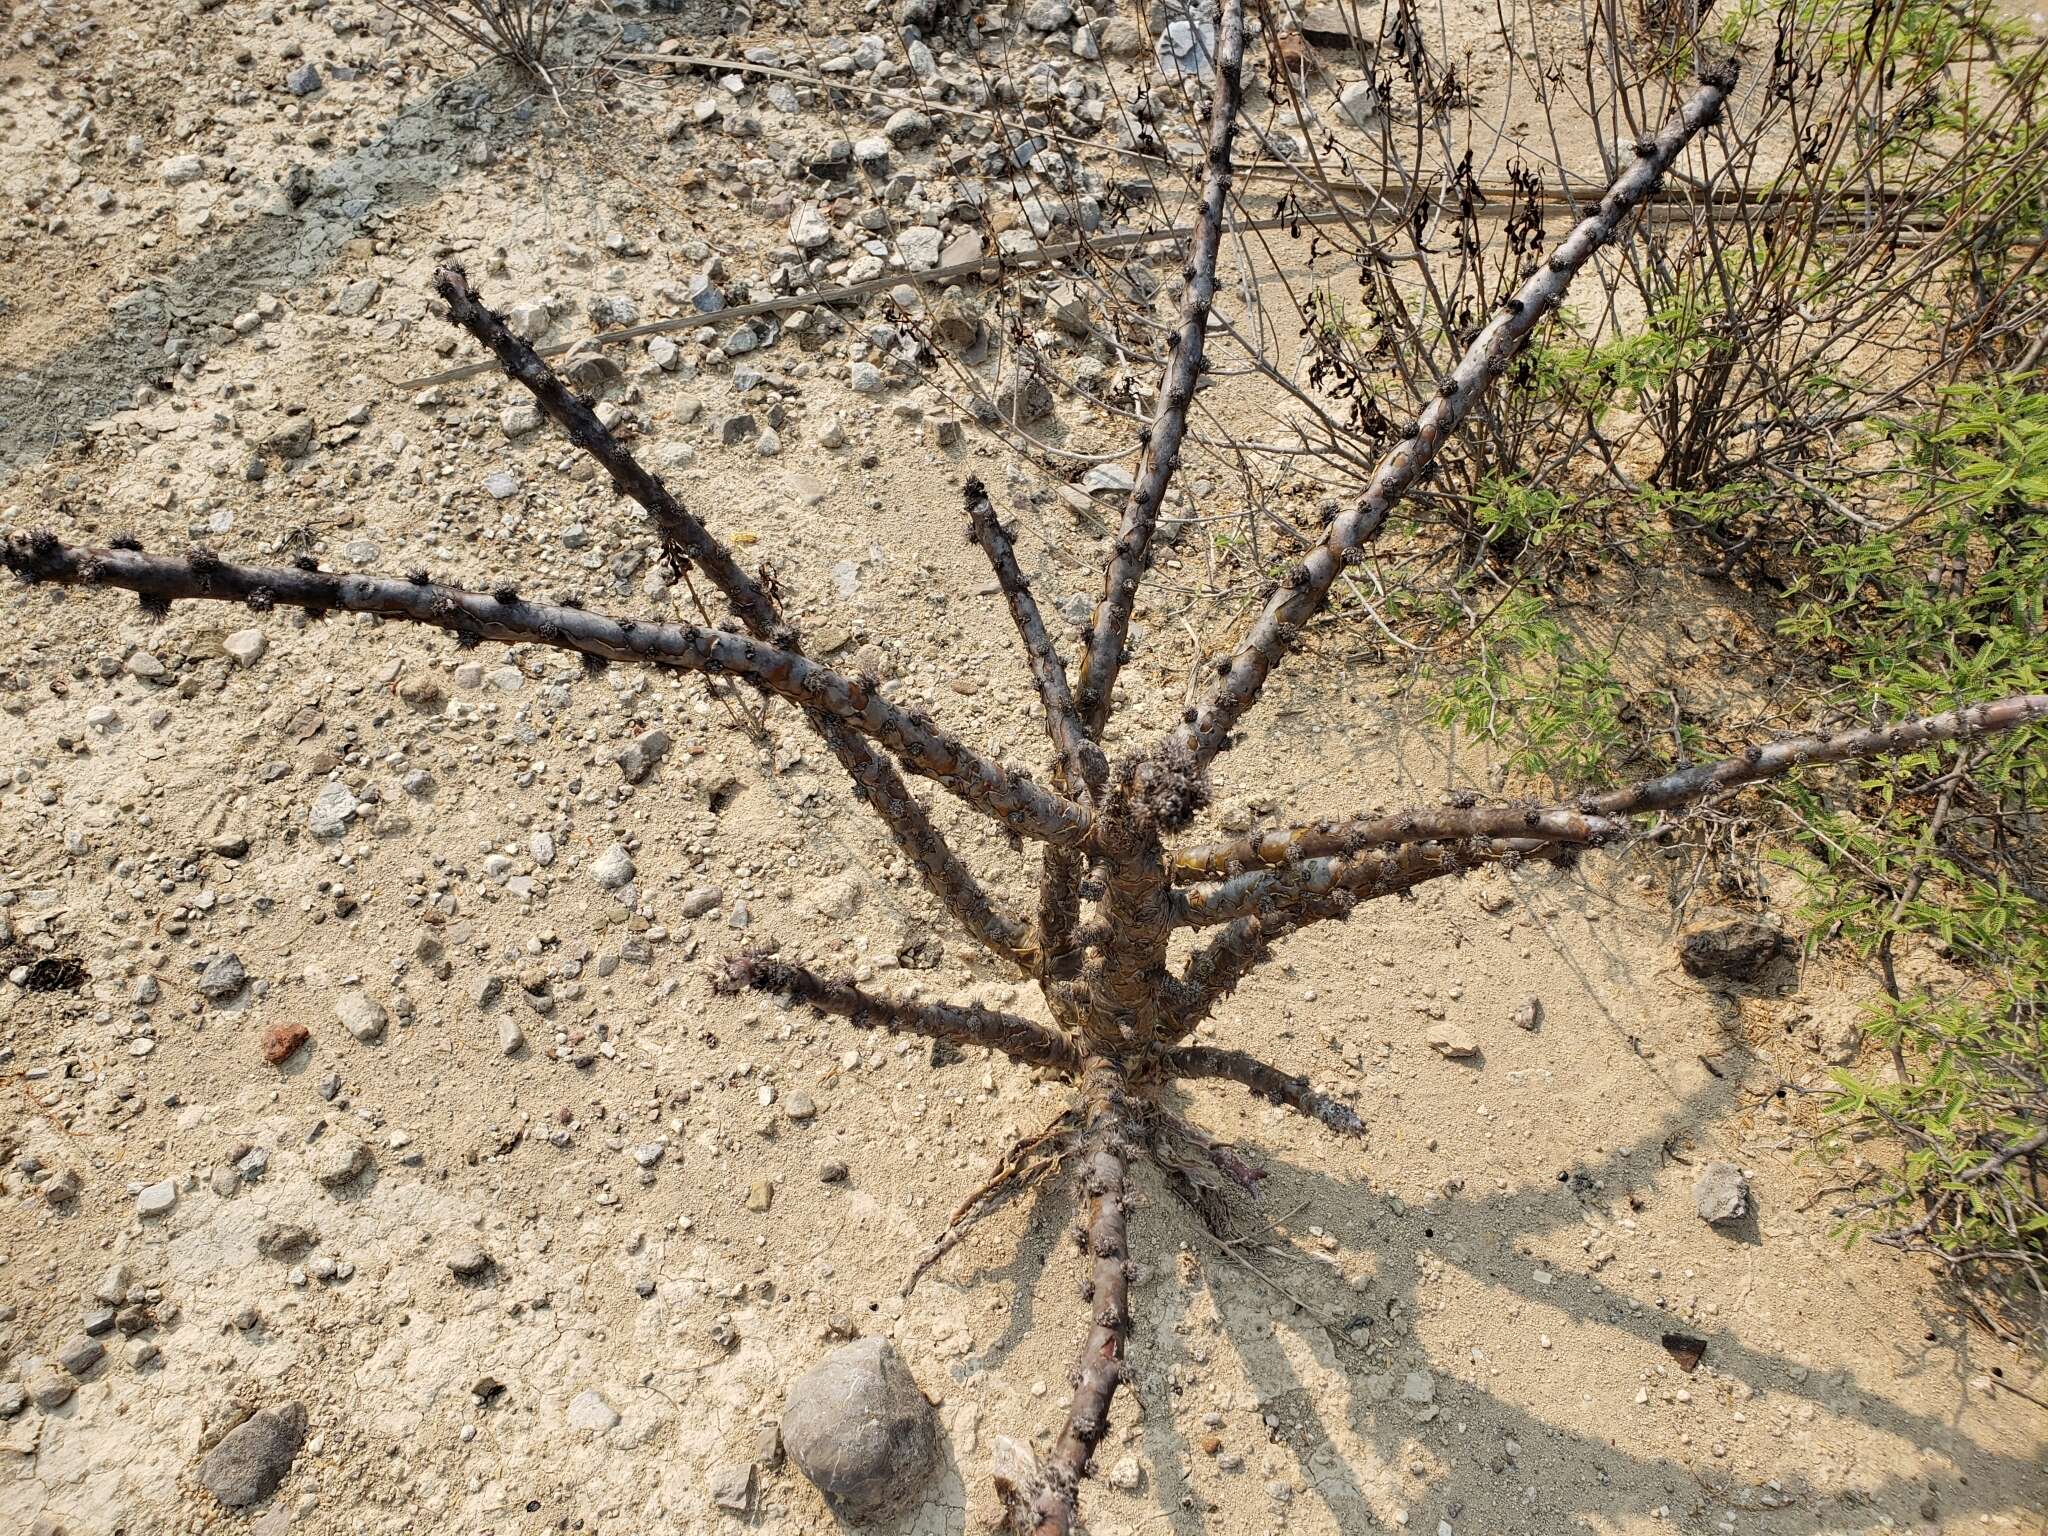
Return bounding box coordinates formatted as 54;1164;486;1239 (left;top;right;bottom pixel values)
0;2;2042;1534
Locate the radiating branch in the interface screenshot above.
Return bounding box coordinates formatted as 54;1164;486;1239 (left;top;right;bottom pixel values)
717;954;1081;1074
438;262;788;641
1165;70;1740;771
1071;0;1248;738
1578;695;2048;818
3;537;1093;848
1172;838;1563;929
1171;692;2048;882
1173;805;1625;879
1164;1045;1366;1137
437;266;1043;971
964;477;1104;798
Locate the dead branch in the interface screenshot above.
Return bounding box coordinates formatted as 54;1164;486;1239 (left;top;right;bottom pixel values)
4;537;1092;849
1167;70;1739;771
905;1106;1083;1297
438;266;1042;972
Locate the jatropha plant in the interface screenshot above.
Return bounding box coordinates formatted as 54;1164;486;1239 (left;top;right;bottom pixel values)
6;16;2044;1530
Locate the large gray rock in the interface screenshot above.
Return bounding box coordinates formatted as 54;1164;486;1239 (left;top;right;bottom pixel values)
198;1402;306;1507
1694;1161;1750;1225
781;1339;938;1525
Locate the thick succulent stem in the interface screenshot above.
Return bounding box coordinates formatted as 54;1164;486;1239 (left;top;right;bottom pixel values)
718;955;1081;1074
1080;750;1211;1053
1165;1046;1366;1137
999;1060;1137;1536
1166;70;1738;771
1173;805;1625;878
1172;837;1566;929
6;538;1091;849
1072;0;1247;735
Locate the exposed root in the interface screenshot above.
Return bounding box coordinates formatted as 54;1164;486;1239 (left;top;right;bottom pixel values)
904;1106;1083;1297
1145;1104;1265;1240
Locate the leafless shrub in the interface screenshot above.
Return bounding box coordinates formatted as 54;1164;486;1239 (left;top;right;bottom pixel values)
14;21;2048;1519
375;0;571;81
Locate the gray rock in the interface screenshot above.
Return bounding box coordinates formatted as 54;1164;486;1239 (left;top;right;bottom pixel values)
995;370;1055;426
54;1335;104;1377
614;729;671;783
137;1179;178;1218
710;1461;756;1513
884;107;932;145
285;62;322;96
590;844;636;890
161;154;206;186
93;1262;133;1307
1512;995;1542;1030
223;628;268;667
781;1338;938;1525
310;1134;371;1188
1694;1161;1750;1225
680;885;724;918
448;1244;492;1279
43;1168;81;1205
789;206;832;251
1022;0;1072;29
256;1222;315;1259
197;1402;307;1507
306;782;358;840
197;952;248;1000
1338;80;1382;125
26;1368;75;1410
895;226;943;271
0;1382;25;1417
497;1016;526;1056
332;277;380;318
335;992;387;1044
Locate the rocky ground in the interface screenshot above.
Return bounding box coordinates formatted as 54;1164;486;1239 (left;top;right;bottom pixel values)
0;2;2043;1534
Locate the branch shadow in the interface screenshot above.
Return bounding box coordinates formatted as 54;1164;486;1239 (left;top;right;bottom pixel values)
1119;1057;2042;1533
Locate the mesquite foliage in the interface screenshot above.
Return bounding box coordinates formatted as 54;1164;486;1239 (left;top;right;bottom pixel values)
9;28;2047;1533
